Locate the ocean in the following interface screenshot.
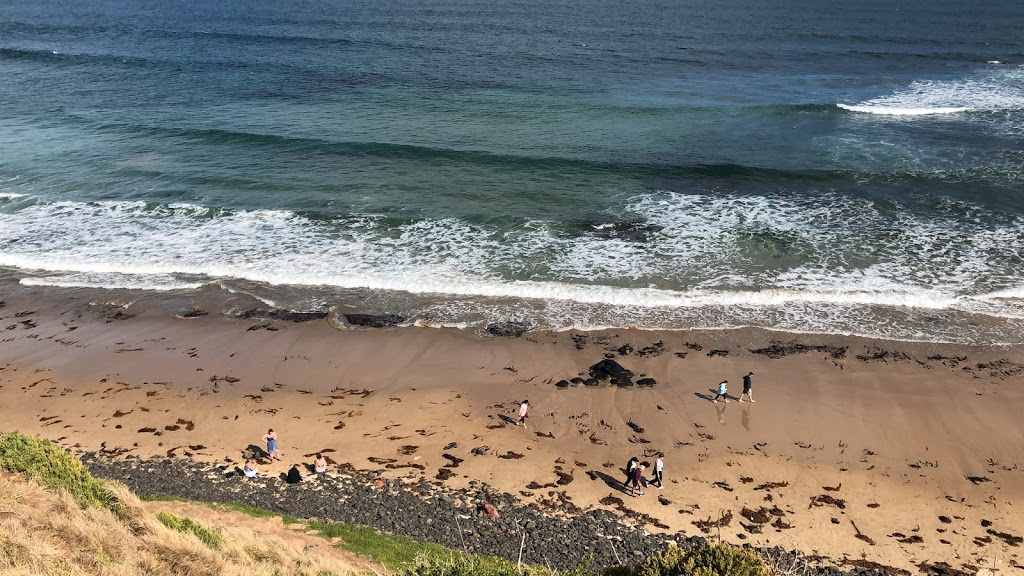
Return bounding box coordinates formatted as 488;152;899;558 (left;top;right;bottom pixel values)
1;0;1023;344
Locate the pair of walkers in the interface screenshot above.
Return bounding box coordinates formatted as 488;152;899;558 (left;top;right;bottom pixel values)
713;372;756;404
622;454;664;496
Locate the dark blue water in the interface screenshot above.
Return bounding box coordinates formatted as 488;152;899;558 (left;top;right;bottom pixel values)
1;0;1023;343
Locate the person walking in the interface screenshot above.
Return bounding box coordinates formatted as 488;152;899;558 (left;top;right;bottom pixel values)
623;455;639;486
739;372;756;403
653;454;665;489
713;380;729;403
517;399;530;428
262;428;281;460
630;463;646;496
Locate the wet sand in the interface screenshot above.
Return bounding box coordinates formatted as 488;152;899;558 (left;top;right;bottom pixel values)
1;288;1022;574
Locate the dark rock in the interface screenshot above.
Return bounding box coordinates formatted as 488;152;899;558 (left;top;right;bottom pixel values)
589;359;634;387
486;321;532;337
555;380;571;389
237;309;328;323
570;377;585;385
584;379;600;387
617;344;634;356
345;313;407;328
471;446;490;456
636;377;657;387
750;341;847;360
177;308;208;318
79;449;868;575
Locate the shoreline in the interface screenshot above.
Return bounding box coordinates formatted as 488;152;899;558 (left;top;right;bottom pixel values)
2;287;1023;574
3;275;1022;347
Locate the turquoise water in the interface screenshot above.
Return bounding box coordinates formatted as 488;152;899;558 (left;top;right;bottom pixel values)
1;0;1024;343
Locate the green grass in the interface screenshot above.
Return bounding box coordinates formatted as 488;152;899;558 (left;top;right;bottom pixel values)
140;496;442;569
0;431;109;509
155;511;223;549
305;519;455;568
140;494;190;503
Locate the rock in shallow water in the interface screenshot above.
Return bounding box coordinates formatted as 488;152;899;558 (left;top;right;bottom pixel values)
485;321;532;337
344;313;407;328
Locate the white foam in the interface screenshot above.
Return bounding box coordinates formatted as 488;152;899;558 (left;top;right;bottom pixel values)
19;273;203;291
0;193;26;199
975;287;1024;300
838;70;1024;116
1;194;1023;342
837;104;968;116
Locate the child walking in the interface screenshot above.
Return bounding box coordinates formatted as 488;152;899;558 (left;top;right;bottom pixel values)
713;380;729;403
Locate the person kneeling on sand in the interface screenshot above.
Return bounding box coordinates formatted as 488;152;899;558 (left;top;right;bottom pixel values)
314;453;327;474
286;464;302;484
243;460;259;479
630;463;646;497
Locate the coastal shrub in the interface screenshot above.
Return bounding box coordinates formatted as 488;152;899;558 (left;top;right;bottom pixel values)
0;430;108;509
156;511;223;549
634;543;768;576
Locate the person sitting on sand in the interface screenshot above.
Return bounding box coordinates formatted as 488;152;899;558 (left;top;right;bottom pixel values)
713;380;729;404
623;456;639;487
286;464;302;484
517;399;529;428
630;463;646;497
739;372;756;403
243;460;259;478
263;428;281;460
314;453;327;474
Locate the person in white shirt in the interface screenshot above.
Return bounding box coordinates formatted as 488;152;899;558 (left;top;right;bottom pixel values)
653;455;665;489
517;400;530;428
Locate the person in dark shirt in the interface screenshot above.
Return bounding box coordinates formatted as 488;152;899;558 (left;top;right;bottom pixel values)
623;456;639;486
286;464;302;484
739;372;756;403
630;463;646;497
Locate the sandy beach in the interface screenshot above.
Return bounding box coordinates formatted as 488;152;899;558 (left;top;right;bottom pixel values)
1;287;1022;574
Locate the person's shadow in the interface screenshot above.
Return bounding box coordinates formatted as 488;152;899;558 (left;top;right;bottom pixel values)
243;444;271;463
741;402;752;432
496;414;518;426
696;389;734;403
592;470;632;495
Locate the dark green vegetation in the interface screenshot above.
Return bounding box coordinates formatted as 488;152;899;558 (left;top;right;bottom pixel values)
155;511;224;549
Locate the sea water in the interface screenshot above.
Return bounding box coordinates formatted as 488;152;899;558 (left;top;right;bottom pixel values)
1;0;1023;344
